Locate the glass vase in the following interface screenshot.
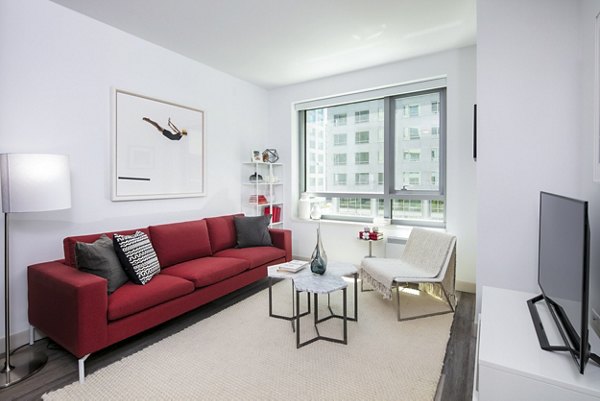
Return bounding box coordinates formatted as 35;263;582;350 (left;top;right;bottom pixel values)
310;225;327;274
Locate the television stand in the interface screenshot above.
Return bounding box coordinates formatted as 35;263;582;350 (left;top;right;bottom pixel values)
474;287;600;401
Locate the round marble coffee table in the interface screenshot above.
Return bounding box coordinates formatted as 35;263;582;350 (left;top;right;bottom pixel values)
293;275;348;348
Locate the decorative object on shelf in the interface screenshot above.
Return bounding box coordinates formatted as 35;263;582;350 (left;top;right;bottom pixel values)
264;205;281;222
248;195;268;205
298;193;311;220
0;153;72;387
249;172;263;182
262;148;279;163
310;225;327;275
252;150;262;162
310;203;322;220
113;89;205;201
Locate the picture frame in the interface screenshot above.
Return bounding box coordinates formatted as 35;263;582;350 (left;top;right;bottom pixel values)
112;89;205;201
252;150;262;162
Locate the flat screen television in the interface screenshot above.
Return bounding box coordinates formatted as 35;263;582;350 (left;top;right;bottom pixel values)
527;191;599;374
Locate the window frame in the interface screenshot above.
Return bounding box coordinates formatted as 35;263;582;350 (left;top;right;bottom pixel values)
299;87;447;227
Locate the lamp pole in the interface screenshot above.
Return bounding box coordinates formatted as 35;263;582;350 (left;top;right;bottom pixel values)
2;213;11;375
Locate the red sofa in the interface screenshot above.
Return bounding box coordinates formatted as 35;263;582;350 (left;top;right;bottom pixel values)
27;214;291;382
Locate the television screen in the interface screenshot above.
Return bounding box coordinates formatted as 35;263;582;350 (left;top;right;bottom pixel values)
538;191;589;372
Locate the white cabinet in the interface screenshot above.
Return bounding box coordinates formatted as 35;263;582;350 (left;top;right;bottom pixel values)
474;286;600;401
242;162;283;227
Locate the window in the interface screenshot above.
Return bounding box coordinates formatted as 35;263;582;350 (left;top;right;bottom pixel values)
403;104;420;117
355;152;369;165
403;172;421;186
334;133;347;146
355;131;369;144
355;110;369;123
334;173;347;185
403;150;421;161
333;153;347;166
301;88;445;225
333;113;347;126
355;173;370;185
403;127;420;140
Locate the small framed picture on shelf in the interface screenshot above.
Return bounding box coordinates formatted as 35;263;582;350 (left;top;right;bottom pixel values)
252;150;262;162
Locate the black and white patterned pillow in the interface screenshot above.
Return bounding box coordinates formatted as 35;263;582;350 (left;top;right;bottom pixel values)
113;231;160;285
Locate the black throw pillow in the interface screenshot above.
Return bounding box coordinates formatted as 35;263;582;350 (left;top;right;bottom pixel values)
75;235;129;294
113;231;161;285
234;215;273;248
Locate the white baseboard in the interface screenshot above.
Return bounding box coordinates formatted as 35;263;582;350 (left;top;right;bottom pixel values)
457;280;476;293
0;327;45;353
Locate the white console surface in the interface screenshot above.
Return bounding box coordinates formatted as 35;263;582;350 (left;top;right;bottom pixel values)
478;286;600;400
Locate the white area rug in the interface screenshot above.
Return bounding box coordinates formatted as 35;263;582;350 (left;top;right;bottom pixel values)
43;279;454;401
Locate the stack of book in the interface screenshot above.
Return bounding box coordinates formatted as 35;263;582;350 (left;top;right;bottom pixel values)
264;205;281;222
248;195;268;205
369;231;383;240
275;260;308;273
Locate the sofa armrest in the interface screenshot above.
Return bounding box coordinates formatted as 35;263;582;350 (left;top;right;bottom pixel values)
269;228;292;261
28;261;108;358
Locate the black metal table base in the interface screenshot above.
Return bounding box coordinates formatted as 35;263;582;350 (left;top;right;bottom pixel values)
296;288;348;348
268;278;311;332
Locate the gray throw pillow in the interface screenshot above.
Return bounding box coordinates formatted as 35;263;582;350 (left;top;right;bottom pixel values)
75;234;129;294
234;215;273;248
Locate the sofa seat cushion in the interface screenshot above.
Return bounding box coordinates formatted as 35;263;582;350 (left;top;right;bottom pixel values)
149;220;213;268
108;274;194;321
161;257;249;288
214;247;286;269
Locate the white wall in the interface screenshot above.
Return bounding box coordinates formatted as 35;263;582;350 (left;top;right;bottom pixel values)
0;0;269;343
581;0;600;320
267;46;477;292
476;0;583;310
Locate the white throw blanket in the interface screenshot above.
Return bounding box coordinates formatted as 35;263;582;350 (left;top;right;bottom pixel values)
360;228;455;299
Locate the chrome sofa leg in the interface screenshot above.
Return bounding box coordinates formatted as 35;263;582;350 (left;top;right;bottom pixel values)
79;354;90;384
29;325;35;345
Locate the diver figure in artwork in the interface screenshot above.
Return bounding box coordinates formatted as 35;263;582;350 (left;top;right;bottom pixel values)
142;117;188;140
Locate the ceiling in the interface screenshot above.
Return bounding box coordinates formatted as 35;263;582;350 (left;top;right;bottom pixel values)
51;0;476;89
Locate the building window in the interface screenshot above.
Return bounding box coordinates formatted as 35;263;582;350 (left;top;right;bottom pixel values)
301;88;445;226
355;131;369;144
403;127;420;140
355;173;370;185
403;150;421;161
355;152;369;165
431;101;439;114
334;173;347;185
333;113;347;126
355;110;369;123
333;153;347;166
403;172;421;186
334;133;347;146
403;104;420;118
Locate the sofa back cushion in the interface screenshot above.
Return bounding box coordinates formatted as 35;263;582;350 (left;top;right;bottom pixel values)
149;220;212;268
205;214;244;253
63;228;150;268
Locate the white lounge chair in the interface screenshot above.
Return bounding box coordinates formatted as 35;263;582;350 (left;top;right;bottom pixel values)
360;228;457;321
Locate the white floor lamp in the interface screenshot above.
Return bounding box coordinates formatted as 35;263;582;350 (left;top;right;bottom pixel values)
0;153;71;387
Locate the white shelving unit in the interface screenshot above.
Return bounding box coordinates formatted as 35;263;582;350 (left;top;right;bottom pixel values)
242;162;283;227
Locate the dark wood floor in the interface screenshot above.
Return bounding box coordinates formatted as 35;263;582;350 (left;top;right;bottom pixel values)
0;280;477;401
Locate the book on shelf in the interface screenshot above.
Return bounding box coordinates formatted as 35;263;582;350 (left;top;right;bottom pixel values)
264;205;281;222
248;194;268;205
276;260;308;273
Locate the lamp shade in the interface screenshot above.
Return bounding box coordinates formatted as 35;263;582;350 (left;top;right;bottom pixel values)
0;154;71;213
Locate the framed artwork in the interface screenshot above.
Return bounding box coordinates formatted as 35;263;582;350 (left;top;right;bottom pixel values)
112;89;205;200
